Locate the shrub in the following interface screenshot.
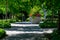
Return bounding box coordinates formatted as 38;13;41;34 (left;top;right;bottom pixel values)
51;30;60;40
0;19;16;28
40;21;57;28
44;30;60;40
0;20;11;28
9;19;16;23
0;28;6;39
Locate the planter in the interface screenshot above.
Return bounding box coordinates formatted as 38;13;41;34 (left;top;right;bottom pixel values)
31;17;41;24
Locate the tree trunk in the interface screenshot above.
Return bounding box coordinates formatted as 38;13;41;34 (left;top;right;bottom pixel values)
52;11;54;23
5;0;8;19
12;14;14;19
58;9;60;33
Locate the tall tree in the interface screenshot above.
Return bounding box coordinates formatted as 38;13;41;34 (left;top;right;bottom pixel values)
40;0;60;33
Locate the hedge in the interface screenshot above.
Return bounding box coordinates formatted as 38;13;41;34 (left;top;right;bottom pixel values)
39;20;57;28
0;19;16;28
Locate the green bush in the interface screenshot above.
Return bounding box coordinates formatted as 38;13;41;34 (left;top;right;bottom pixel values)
51;30;60;40
0;20;10;28
40;21;57;28
9;19;16;23
0;19;16;28
0;28;6;39
43;30;60;40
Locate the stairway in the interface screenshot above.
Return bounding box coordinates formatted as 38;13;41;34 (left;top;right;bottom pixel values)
2;22;54;40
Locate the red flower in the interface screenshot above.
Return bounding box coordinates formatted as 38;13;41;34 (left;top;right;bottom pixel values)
35;13;41;17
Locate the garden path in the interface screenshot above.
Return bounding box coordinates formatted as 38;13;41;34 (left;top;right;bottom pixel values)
2;22;55;40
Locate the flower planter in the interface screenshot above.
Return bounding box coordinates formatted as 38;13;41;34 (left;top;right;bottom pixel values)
32;17;41;24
